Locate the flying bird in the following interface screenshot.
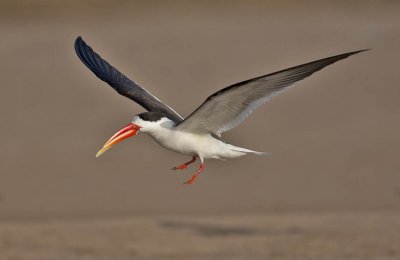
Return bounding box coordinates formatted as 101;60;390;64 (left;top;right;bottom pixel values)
74;36;367;184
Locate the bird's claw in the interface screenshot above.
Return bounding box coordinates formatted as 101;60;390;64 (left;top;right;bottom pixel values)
172;164;188;170
183;176;196;185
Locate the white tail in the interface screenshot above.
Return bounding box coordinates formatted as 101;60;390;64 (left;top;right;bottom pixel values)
229;145;270;156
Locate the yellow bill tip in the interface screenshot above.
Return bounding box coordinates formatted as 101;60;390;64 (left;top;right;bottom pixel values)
96;146;109;158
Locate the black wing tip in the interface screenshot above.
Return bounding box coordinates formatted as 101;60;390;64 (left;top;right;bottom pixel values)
345;48;371;56
74;36;85;58
354;48;371;53
74;36;95;59
321;49;370;63
74;36;88;55
74;36;97;72
74;36;114;87
75;36;84;46
357;48;371;52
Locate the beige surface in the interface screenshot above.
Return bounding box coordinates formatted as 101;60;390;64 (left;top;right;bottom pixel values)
0;1;400;259
1;212;400;260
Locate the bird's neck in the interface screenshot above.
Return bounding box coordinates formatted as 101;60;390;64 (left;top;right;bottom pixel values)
140;118;175;142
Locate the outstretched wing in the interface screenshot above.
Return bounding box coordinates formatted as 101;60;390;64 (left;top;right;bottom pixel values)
175;50;368;136
74;36;183;123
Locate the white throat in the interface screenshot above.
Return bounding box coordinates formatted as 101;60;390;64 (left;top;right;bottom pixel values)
133;117;175;143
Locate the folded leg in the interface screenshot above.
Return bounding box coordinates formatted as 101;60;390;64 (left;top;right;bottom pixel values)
172;156;196;170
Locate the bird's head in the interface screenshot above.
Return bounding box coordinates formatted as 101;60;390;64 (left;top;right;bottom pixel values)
95;112;170;157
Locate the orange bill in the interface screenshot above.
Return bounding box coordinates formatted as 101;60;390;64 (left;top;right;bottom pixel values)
96;123;141;157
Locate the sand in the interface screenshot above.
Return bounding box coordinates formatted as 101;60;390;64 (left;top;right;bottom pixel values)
2;212;400;259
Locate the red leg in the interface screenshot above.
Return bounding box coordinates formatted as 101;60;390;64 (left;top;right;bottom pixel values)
184;163;205;184
172;156;197;170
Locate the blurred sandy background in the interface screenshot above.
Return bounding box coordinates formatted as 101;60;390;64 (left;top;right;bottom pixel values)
1;0;400;259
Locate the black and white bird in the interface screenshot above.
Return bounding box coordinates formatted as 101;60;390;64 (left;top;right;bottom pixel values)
74;36;367;184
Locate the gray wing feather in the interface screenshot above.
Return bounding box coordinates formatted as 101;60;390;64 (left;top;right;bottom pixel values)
175;50;368;136
74;37;183;123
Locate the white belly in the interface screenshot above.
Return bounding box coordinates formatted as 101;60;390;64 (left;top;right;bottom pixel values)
148;129;246;160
